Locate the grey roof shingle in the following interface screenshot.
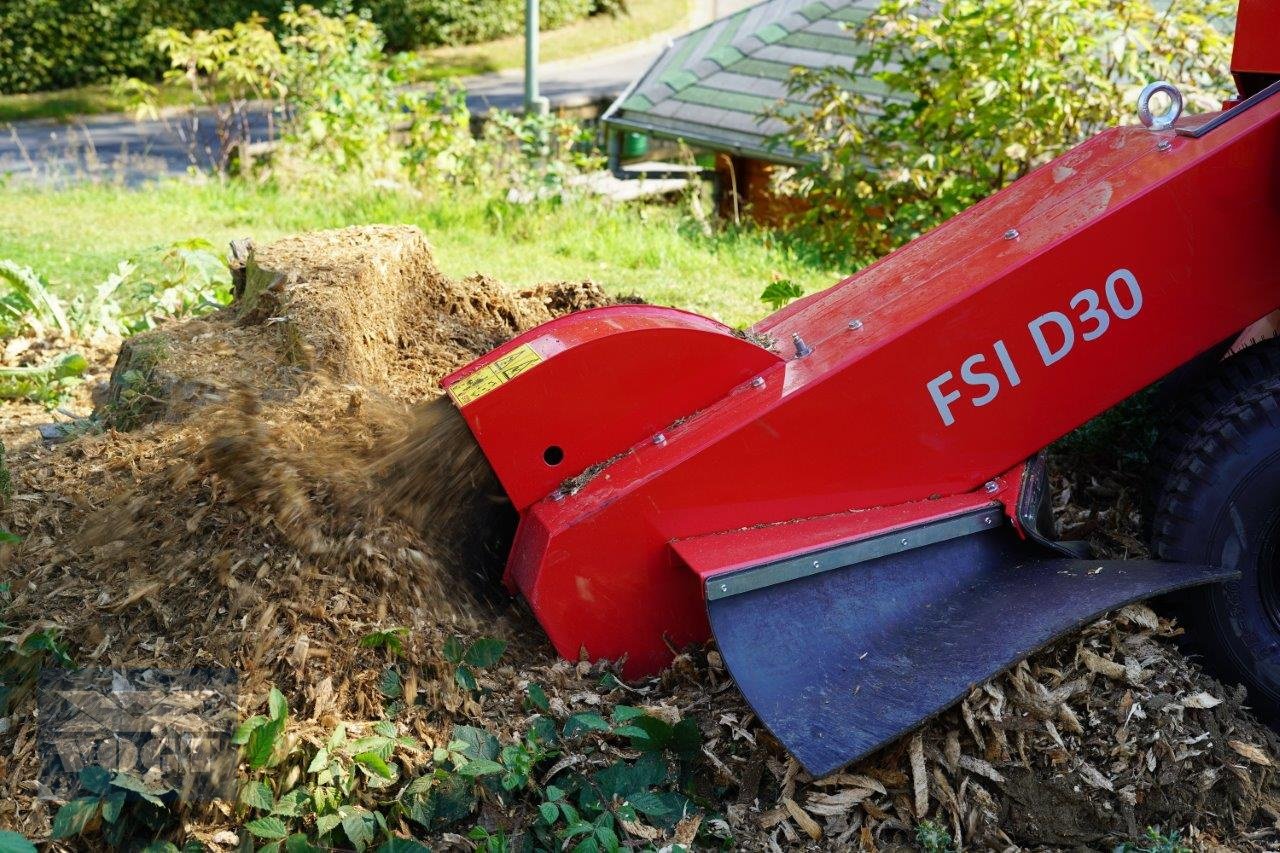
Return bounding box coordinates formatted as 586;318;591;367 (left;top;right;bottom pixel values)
604;0;878;163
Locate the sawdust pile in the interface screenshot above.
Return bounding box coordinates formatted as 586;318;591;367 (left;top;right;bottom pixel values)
3;225;1280;849
0;226;612;831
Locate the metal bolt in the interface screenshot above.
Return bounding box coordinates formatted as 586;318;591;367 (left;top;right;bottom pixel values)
719;583;728;593
813;560;821;569
900;537;909;546
751;376;766;389
984;480;999;494
1004;228;1020;240
792;333;813;359
847;319;864;331
1157;138;1173;152
653;433;667;446
984;516;994;525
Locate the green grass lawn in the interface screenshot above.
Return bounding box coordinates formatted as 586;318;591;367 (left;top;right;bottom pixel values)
0;181;839;328
0;0;691;125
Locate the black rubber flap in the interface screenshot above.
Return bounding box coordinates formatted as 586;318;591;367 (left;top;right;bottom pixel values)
707;527;1234;777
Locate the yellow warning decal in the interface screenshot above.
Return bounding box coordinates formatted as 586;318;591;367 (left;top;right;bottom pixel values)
449;343;544;406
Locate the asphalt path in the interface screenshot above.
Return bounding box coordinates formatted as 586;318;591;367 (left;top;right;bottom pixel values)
0;0;755;185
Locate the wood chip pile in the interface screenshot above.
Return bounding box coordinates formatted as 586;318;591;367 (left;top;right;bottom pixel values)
2;226;1279;849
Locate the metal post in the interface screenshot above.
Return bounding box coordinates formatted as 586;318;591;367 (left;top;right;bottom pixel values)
525;0;550;115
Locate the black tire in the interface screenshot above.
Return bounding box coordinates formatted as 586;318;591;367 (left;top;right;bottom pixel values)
1148;336;1265;486
1151;341;1280;720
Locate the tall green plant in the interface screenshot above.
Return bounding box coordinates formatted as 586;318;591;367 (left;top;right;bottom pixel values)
140;15;286;173
780;0;1235;264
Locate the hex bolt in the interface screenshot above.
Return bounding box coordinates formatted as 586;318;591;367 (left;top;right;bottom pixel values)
813;560;821;569
751;376;766;389
1004;228;1020;240
848;319;864;331
719;583;728;593
1157;138;1173;152
984;480;999;493
984;516;994;525
792;333;813;358
900;537;909;546
653;433;667;446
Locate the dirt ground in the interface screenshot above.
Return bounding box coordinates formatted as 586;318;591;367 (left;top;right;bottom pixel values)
3;225;1280;850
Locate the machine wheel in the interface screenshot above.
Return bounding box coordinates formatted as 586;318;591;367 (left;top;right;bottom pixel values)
1149;336;1267;484
1151;337;1280;720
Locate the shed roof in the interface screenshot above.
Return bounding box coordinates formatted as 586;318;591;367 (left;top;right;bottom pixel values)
604;0;883;164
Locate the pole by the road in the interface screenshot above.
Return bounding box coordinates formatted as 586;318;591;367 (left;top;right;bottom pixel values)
525;0;550;114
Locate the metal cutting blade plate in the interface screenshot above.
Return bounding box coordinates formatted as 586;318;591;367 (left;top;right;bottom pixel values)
707;525;1234;777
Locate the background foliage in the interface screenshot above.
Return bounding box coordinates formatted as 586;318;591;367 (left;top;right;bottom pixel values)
0;0;621;94
779;0;1236;264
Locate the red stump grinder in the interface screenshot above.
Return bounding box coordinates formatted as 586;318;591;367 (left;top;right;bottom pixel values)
432;1;1280;775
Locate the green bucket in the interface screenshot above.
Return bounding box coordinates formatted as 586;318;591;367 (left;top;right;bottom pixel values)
621;131;649;159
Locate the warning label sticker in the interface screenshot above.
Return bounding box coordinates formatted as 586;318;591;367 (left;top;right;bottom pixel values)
448;344;544;406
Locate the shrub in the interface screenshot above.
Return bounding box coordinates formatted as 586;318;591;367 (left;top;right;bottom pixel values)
779;0;1235;266
369;0;594;52
0;0;612;94
0;0;288;95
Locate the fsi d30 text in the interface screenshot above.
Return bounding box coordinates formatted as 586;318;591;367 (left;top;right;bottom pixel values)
926;269;1143;427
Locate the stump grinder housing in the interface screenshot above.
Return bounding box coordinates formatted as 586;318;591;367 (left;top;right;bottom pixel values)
434;2;1280;775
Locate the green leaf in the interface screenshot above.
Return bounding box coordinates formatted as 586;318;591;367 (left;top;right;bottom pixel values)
273;788;308;817
233;715;267;745
442;635;465;664
247;714;285;770
626;790;672;818
354;750;396;780
307;748;329;774
51;797;99;839
529;715;558;745
109;770;169;806
403;774;433;796
610;705;646;723
0;831;36;853
618;715;673;752
670;717;701;759
539;802;559;824
525;682;550;712
760;279;804;309
284;834;321;853
350;735;394;757
377;667;402;699
454;665;477;692
78;764;111;795
595;825;620;853
240;780;275;811
360;627;408;656
268;687;288;722
257;843;281;853
341;807;377;852
0;530;19;545
563;712;610;737
451;725;499;760
245;817;289;840
376;839;431;853
456;758;503;777
463;637;507;668
101;789;127;824
316;814;342;837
